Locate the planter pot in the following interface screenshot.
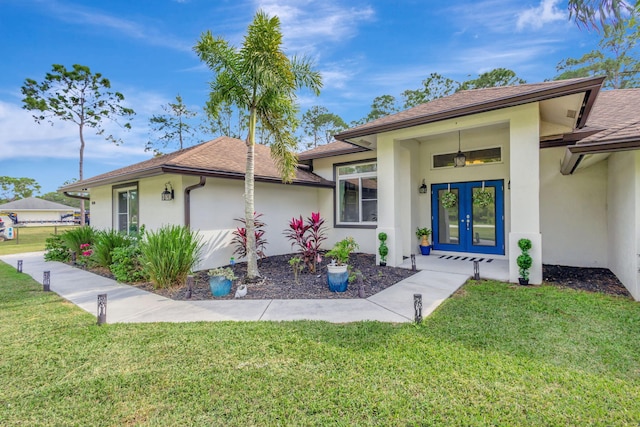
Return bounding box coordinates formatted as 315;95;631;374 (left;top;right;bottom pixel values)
327;264;349;292
518;278;529;286
379;262;386;267
209;275;232;297
419;245;431;255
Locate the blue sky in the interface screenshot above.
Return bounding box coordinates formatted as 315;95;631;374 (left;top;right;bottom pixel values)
0;0;600;194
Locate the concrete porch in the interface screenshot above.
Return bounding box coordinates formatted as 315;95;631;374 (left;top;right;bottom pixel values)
398;252;510;282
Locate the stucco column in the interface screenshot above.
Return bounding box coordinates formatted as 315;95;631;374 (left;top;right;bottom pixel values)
509;103;543;284
376;134;409;267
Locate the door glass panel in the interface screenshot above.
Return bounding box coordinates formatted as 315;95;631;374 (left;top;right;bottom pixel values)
437;188;459;244
117;191;128;232
472;187;496;247
129;190;139;233
361;177;377;222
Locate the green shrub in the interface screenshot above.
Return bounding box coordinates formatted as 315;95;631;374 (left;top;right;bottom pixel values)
140;225;203;289
93;229;130;268
517;238;533;280
44;234;70;262
110;244;148;283
60;226;95;256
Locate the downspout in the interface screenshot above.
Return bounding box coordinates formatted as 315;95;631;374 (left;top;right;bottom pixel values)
184;176;206;228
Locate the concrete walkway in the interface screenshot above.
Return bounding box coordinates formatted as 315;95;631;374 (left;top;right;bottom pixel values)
1;252;473;324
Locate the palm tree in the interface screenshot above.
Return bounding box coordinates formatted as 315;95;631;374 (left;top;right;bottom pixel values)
194;10;322;281
569;0;638;29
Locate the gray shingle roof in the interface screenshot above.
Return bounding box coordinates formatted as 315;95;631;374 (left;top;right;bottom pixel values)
579;89;640;144
0;197;75;211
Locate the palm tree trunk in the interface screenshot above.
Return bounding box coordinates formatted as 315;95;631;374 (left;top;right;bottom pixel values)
245;108;259;280
79;124;86;227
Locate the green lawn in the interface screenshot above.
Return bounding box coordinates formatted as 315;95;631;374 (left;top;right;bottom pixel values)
1;262;639;426
0;226;75;255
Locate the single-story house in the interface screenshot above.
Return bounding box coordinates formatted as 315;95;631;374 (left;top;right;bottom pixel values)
60;76;640;300
0;197;76;225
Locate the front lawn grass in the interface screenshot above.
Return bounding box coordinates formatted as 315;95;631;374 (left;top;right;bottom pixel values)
0;226;75;255
1;262;639;426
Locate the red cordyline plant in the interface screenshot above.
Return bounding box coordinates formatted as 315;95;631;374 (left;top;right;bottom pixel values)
231;212;268;259
284;211;327;273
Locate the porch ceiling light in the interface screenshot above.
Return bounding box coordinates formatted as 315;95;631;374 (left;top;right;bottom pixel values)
454;130;466;168
161;182;174;201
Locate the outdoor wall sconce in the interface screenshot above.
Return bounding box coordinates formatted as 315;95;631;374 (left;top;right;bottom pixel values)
161;182;174;201
454;130;466;167
419;179;427;194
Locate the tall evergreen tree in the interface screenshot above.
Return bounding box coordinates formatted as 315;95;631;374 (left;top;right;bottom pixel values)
21;64;134;225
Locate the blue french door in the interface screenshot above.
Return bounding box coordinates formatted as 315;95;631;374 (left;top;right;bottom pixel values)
431;180;504;255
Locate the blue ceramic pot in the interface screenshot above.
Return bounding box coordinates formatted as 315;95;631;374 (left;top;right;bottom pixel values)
419;245;431;255
327;265;349;292
209;276;232;297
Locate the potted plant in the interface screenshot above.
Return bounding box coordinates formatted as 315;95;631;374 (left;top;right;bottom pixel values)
378;232;388;266
516;238;532;285
415;227;432;255
208;267;236;297
325;237;359;292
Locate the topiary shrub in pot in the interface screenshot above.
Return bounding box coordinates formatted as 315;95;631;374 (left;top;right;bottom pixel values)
516;238;533;285
378;232;388;266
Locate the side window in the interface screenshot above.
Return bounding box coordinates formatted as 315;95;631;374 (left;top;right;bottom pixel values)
113;185;139;234
336;162;377;226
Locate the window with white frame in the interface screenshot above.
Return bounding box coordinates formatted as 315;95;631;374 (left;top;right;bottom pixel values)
113;184;139;234
336;161;377;225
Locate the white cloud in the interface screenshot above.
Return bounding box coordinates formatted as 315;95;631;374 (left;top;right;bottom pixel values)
255;0;375;55
0;100;148;162
42;1;192;52
516;0;566;30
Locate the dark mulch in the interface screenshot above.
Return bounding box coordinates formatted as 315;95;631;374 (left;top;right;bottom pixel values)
79;256;632;300
543;264;631;297
139;253;417;300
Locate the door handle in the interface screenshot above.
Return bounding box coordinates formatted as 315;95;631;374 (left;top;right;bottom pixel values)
466;214;470;231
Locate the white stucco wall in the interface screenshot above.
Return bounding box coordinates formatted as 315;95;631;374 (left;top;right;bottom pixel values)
188;176;320;270
607;151;640;300
138;174;186;230
540;147;608;267
507;103;542;284
89;186;113;230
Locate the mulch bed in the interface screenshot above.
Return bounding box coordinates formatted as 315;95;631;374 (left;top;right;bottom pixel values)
136;253;416;300
543;264;631;297
81;255;632;300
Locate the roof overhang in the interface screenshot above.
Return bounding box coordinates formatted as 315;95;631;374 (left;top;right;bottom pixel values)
59;165;335;192
297;144;370;161
336;76;605;143
560;137;640;175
